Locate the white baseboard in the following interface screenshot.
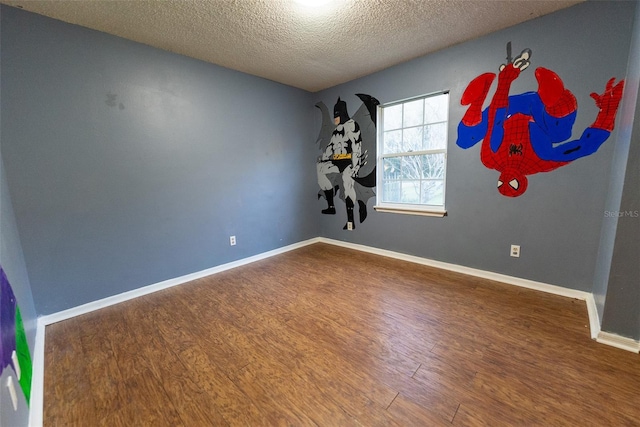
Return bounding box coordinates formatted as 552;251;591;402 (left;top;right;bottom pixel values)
29;318;46;427
596;331;640;353
318;238;591;300
584;293;601;340
28;237;321;426
39;237;321;326
28;236;638;425
319;238;640;353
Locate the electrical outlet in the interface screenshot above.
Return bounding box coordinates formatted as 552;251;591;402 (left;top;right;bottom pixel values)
347;222;353;231
510;244;520;258
230;235;236;246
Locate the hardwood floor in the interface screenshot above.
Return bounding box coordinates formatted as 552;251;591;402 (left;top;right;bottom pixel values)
44;243;640;426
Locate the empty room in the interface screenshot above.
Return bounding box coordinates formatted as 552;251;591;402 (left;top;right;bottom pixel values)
1;0;639;425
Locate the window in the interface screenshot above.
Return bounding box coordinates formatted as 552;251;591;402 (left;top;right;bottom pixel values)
375;91;449;216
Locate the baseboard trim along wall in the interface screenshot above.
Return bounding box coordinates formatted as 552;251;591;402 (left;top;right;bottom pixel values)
596;331;640;353
320;238;591;300
29;237;322;426
29;318;46;427
28;236;639;426
37;238;322;326
320;239;640;353
585;293;601;340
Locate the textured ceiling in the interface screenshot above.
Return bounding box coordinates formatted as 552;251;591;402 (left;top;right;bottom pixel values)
1;0;582;92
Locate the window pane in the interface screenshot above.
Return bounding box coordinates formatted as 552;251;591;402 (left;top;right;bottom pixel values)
421;153;445;179
400;181;421;203
383;130;402;154
403;127;423;152
382;181;402;203
401;156;421;180
378;91;448;209
424;94;448;123
403;99;424;127
382;157;401;181
421;180;444;205
383;104;403;130
423;122;448;150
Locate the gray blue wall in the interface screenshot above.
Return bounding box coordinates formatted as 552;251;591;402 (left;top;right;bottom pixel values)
0;5;38;424
1;6;318;315
601;92;640;339
599;0;640;340
315;1;636;297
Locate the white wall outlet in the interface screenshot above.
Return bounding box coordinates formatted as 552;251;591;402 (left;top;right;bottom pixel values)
347;222;353;231
230;235;236;246
7;376;18;411
510;244;520;258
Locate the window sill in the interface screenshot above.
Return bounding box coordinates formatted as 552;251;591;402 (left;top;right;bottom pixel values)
373;206;447;217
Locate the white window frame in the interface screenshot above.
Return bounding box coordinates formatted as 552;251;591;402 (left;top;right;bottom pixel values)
374;91;449;217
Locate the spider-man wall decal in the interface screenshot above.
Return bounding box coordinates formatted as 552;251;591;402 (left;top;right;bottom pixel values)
457;43;625;197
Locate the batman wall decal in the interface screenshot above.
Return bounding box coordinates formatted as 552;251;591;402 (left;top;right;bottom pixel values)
315;94;380;230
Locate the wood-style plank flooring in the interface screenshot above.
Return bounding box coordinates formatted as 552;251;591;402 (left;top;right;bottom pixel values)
44;243;640;426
